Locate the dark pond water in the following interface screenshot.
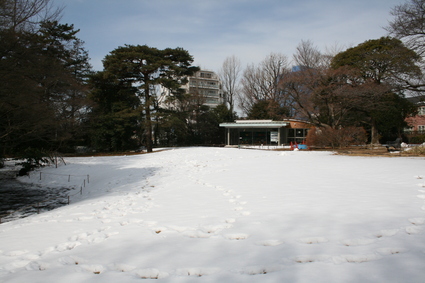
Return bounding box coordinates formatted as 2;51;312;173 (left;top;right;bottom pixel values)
0;179;71;223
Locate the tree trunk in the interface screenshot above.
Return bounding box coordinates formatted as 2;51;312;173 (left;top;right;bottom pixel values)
370;119;380;145
144;84;153;153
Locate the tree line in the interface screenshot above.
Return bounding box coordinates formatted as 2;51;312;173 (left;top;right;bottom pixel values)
1;0;425;162
221;0;425;145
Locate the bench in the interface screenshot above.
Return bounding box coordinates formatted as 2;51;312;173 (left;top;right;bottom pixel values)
385;138;402;151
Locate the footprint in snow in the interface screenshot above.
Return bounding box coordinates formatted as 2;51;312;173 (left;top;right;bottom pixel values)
80;264;105;274
299;237;328;244
341;238;376;246
113;263;136;272
374;229;399;238
4;250;29;256
333;254;381;264
376;247;408;255
26;261;49;271
256;240;283;246
224;233;249;240
240;265;284;275
176;267;220;277
405;226;423;235
134;268;169;279
409;218;425;225
294;255;330;263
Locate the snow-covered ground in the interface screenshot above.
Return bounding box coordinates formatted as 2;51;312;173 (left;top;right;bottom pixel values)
0;147;425;282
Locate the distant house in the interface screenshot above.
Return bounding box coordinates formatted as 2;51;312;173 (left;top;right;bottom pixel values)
405;96;425;134
219;119;313;146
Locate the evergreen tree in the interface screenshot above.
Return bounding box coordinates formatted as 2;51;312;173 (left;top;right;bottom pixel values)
101;45;198;152
86;71;140;151
331;37;421;143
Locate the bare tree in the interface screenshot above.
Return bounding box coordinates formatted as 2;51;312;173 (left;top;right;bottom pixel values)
219;55;241;118
293;40;325;69
386;0;425;57
239;53;290;116
385;0;425;93
0;0;62;31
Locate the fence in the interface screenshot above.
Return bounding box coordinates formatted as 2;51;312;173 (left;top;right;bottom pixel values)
0;172;90;224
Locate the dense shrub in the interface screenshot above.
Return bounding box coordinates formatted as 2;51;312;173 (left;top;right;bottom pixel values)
408;134;425;144
306;127;367;148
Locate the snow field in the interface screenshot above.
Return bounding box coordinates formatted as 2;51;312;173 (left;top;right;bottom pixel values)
0;148;424;282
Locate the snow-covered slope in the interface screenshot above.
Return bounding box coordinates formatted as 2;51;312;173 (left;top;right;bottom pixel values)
1;148;424;282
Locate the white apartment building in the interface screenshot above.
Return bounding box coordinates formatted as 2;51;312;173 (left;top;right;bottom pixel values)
159;70;224;110
182;70;224;108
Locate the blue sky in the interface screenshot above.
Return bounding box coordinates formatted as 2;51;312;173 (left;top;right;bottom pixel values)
56;0;404;72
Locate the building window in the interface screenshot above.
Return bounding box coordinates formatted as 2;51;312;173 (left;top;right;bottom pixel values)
200;72;212;78
287;128;309;144
419;106;425;116
419;125;425;133
404;126;414;133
